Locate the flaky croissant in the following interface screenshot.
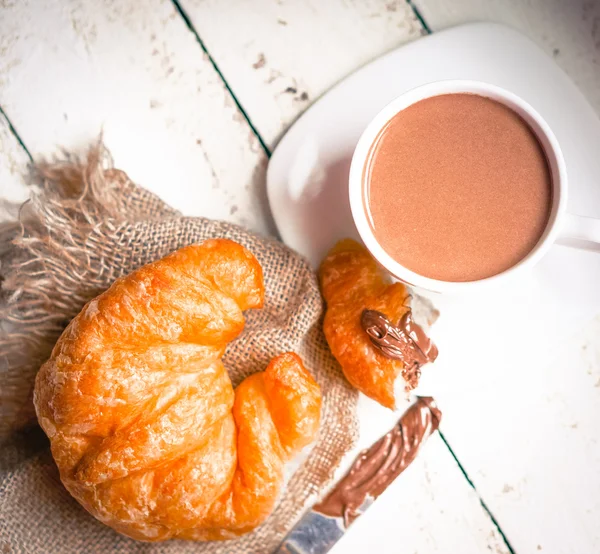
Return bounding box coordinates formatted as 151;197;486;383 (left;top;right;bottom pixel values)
34;239;321;541
320;239;436;409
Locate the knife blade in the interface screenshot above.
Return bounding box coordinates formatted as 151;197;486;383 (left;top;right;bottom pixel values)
273;396;441;554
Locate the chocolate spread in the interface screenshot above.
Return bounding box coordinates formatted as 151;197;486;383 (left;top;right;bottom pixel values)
361;309;438;381
313;397;441;527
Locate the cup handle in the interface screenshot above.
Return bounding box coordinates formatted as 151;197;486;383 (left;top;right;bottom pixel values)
557;212;600;250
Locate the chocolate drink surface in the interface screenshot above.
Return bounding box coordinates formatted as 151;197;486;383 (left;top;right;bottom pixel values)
364;93;552;282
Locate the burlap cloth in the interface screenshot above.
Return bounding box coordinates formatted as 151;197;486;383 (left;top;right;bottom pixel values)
0;144;358;553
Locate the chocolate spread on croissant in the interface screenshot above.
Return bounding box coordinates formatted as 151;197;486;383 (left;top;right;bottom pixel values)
313;397;441;527
361;309;438;371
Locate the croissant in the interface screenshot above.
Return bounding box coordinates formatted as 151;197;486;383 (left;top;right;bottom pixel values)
34;239;321;541
319;239;437;409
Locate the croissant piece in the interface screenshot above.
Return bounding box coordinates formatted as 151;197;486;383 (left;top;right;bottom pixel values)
34;239;321;541
319;239;434;409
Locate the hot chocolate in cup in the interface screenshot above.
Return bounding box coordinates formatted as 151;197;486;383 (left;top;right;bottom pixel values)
349;80;600;294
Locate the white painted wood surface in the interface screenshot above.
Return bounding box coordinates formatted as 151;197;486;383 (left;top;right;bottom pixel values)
413;0;600;114
1;1;599;553
178;0;425;147
0;2;507;553
0;2;511;552
0;0;274;236
435;313;600;554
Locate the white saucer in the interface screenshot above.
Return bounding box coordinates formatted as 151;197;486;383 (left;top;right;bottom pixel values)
266;23;600;448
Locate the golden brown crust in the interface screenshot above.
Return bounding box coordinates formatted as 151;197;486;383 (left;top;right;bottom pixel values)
319;239;410;409
34;239;321;541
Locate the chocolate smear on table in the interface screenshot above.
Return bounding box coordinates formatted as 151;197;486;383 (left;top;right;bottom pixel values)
361;309;438;388
313;397;441;527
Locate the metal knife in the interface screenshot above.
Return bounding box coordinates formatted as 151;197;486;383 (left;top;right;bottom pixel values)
273;396;441;554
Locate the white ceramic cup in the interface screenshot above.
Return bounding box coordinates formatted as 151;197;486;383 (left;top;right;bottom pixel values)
349;79;600;294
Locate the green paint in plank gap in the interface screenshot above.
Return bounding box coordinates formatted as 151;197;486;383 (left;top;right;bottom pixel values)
438;431;517;554
0;105;33;163
170;0;271;157
406;0;433;35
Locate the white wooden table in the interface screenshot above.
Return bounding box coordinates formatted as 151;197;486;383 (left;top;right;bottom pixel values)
1;1;599;553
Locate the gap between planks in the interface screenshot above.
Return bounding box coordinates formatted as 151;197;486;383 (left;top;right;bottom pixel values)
0;104;32;163
407;0;433;34
439;431;517;554
171;0;272;158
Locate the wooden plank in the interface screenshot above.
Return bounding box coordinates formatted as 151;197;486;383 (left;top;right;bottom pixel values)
177;0;425;147
0;112;30;207
427;309;600;554
413;0;600;114
0;0;274;236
